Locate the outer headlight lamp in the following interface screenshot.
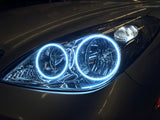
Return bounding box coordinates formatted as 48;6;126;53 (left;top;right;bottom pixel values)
75;34;121;81
1;15;160;94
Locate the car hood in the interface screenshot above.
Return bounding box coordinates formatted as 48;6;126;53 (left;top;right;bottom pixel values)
0;1;160;71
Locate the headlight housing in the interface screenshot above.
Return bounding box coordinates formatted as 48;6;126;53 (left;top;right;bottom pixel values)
1;15;160;94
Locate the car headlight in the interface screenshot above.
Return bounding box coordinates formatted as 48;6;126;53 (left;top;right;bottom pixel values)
1;15;160;94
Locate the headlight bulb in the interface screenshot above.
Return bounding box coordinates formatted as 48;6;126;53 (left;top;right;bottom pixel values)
114;25;138;42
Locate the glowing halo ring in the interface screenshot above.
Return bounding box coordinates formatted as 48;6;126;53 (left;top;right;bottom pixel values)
75;34;121;81
36;43;68;80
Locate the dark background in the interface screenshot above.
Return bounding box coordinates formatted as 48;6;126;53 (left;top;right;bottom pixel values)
0;0;154;12
0;0;76;11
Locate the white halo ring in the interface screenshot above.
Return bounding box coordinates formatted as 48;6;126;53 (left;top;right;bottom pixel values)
75;34;121;81
36;43;68;80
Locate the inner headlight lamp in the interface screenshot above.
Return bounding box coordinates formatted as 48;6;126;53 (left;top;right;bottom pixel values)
1;15;160;94
36;43;68;80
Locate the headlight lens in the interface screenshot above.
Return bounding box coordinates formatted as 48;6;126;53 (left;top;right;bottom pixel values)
2;15;160;94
